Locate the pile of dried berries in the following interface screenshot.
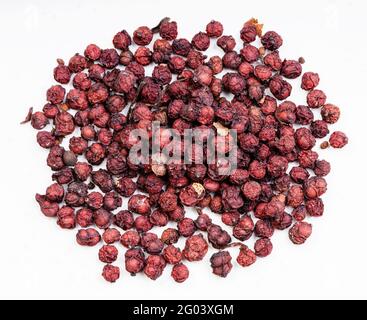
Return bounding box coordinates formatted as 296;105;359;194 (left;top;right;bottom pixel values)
24;18;348;283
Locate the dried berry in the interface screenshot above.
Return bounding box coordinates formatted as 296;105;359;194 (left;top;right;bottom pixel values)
273;211;292;230
233;216;254;241
158;19;178;40
45;183;64;203
210;251;233;278
73;73;91;91
178;218;196;237
133;26;153;46
159;192;178;212
141;233;164;255
206;20;224;38
35;194;59;217
121;231;141;248
287;185;304;208
305;176;327;199
292;206;307;222
264;51;282;71
64;190;83;209
70;137;88;155
103;192;122;211
255;220;274;238
301;72;320;91
183;234;208;262
296;105;314;125
310;120;329;138
115;177;137;197
114;210;134;230
85;192;104;210
161;228;179;245
314;160;331;177
237;245;256;267
102;228;121;244
289;222;312;245
241;44;259;63
76;228;101;247
172;38;192;56
290;166;310;184
222;211;240;226
168;206;185;222
298;150;319;169
47;145;65;171
208;224;231;249
134;216;153;233
254;238;273;257
99;245;118;263
54;60;71;84
94;208;113;229
306;198;324;217
144;255;166;280
31;112;49;130
307;90;327;108
295;128;316;150
47;85;66;104
194;213;212;231
171;263;189;283
85;44;101;61
242;181;262;201
113;30;131;50
128;195;151;215
63;151;77;167
69;54;88;73
281;60;302;79
102;265;120;283
42;104;58;119
269;76;292;100
163;245;182;265
125;248;145;275
76;208;93;227
192;32;210;51
179;183;205;207
261;31;283;50
149;210;168;227
321;104;340;124
240;23;257;43
55;112;75;137
217;35;236;52
92;169;113;193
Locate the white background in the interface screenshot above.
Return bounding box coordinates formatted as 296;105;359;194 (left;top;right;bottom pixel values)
0;0;366;300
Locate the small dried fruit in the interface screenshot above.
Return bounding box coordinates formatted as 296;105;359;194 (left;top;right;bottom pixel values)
289;222;312;245
329;131;348;149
